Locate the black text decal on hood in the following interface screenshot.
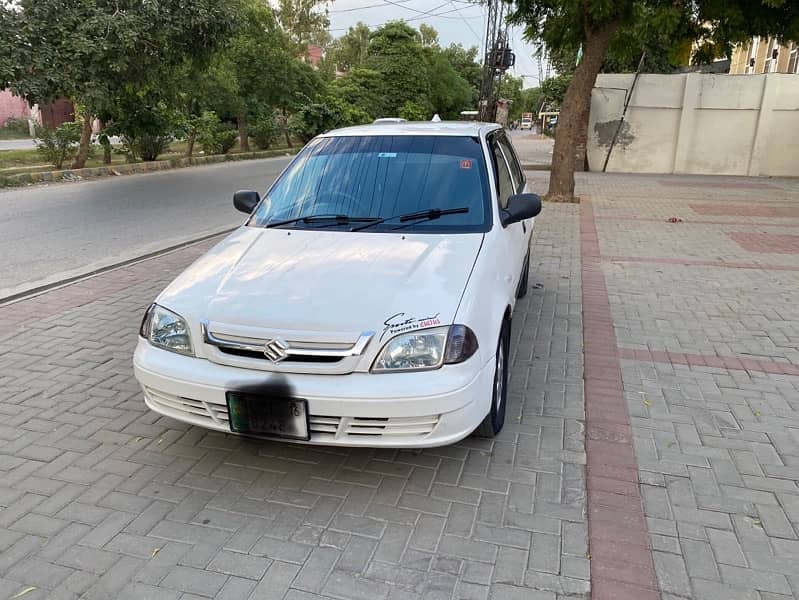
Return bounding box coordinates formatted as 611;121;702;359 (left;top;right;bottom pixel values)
380;312;442;342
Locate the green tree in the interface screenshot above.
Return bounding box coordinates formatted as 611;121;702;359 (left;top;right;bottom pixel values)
366;21;431;115
398;101;428;121
328;22;372;72
277;0;332;49
216;0;296;152
328;68;387;119
418;23;440;48
498;74;524;121
509;0;799;201
441;44;483;103
1;0;238;169
425;48;475;119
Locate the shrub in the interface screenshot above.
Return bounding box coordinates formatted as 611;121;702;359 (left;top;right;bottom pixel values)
250;109;278;150
35;122;82;169
398;101;428;121
197;115;238;156
120;134;172;162
2;117;31;137
288;97;369;143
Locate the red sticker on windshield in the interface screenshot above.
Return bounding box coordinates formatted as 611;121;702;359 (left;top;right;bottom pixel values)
460;159;472;169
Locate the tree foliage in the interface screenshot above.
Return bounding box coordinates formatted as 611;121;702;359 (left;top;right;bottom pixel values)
2;0;239;167
366;21;432;115
329;68;387;119
328;22;372;72
277;0;332;49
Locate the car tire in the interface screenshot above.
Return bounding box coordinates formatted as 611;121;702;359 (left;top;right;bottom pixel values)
516;248;530;299
474;320;510;438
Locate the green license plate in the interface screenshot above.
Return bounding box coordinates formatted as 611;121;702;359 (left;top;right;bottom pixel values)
226;392;309;441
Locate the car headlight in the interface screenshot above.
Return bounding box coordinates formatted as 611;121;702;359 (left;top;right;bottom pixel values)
371;325;478;372
139;304;193;356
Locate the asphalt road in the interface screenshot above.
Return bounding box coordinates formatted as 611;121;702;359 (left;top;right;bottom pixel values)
0;156;293;298
0;138;37;150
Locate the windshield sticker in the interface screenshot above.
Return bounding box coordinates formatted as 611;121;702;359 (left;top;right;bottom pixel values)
381;312;442;341
460;159;472;169
378;152;397;158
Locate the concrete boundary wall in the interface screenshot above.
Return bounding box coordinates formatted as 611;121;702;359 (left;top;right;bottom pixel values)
587;73;799;177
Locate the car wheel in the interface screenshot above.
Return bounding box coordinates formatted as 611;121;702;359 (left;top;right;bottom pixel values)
474;320;510;438
516;248;530;299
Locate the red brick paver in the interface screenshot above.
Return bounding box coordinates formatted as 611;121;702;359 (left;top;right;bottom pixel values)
618;347;799;376
605;255;799;271
580;198;660;600
727;232;799;254
690;203;799;217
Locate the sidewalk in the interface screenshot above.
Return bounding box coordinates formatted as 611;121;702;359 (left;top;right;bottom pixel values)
0;165;797;599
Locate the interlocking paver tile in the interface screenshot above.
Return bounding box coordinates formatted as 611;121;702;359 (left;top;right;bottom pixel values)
11;167;798;598
558;170;799;600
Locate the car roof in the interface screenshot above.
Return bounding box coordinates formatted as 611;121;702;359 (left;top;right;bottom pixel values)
321;121;502;138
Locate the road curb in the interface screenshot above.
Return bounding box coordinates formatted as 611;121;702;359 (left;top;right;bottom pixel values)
0;228;235;307
0;148;298;187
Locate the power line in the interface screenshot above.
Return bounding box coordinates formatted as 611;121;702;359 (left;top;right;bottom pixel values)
329;0;412;14
448;0;482;46
328;4;483;31
380;0;457;19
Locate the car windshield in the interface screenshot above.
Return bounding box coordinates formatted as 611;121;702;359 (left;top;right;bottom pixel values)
249;135;490;233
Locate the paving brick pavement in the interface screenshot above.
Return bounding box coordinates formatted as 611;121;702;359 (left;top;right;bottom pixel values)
0;204;587;598
3;168;798;600
543;171;799;600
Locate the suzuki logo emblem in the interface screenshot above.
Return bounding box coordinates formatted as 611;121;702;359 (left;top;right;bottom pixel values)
263;338;290;363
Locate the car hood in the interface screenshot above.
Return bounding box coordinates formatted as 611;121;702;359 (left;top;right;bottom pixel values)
157;226;484;335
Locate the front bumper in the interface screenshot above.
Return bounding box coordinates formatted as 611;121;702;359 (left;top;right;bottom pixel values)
133;339;495;447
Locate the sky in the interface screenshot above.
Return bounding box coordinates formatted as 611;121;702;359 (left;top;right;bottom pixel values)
325;0;545;89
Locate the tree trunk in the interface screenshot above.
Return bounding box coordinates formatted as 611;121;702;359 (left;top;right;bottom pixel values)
238;112;249;153
103;143;112;165
186;132;196;158
547;20;618;202
572;103;590;172
282;108;293;148
71;112;93;170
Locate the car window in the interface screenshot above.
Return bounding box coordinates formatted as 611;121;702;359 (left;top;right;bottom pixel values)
497;134;524;192
490;137;514;209
251;135;491;233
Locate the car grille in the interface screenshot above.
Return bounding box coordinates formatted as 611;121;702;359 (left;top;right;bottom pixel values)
144;387;439;440
201;320;374;375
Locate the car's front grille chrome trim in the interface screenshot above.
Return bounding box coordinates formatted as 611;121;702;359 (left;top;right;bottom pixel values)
201;320;374;362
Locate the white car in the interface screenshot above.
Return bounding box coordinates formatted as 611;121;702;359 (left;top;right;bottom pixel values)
134;122;541;447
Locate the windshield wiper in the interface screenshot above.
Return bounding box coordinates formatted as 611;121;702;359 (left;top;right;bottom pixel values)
265;214;378;228
350;207;470;232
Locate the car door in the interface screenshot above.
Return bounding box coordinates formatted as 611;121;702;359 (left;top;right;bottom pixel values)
488;132;527;300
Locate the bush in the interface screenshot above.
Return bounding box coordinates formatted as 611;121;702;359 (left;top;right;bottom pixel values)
398;101;428;121
2;117;31;138
120;134;172;162
35;122;82;169
288;97;369;143
197;115;238;156
250;110;278;150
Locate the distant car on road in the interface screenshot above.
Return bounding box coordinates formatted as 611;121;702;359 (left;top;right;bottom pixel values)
134;122;541;447
520;112;533;130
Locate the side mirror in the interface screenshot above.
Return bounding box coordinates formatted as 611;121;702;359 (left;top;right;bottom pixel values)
233;190;260;214
501;193;542;227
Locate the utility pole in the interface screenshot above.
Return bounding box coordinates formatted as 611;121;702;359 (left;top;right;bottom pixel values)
478;0;514;122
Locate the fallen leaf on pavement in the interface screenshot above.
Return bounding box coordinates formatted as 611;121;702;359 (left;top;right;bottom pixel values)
151;548;160;558
666;217;683;223
12;587;37;598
